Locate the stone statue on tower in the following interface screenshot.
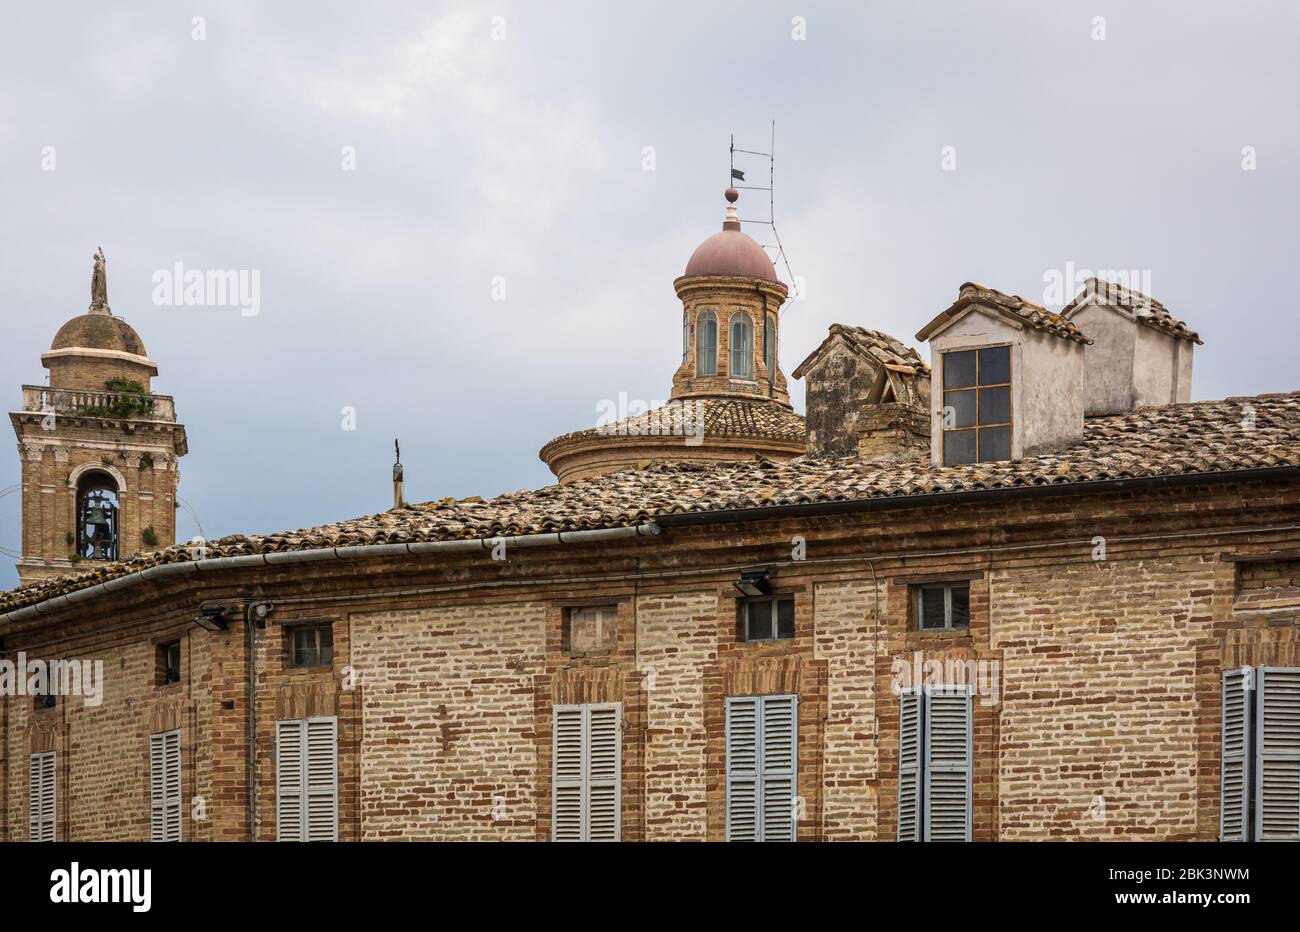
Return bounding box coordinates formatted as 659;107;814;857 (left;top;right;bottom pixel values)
89;247;109;314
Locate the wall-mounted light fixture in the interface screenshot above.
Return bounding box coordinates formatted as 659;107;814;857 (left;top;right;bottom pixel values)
734;568;773;597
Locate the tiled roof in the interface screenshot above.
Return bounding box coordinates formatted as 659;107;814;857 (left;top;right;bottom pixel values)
5;392;1300;613
1061;277;1202;344
539;396;805;457
917;283;1092;344
792;324;929;379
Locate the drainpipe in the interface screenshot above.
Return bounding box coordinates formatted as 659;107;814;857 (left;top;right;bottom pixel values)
245;602;259;841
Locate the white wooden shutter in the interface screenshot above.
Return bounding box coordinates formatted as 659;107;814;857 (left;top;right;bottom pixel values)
276;720;304;841
551;703;622;842
1220;667;1253;842
305;717;339;841
725;696;759;841
586;704;621;842
552;705;584;841
28;752;55;842
276;717;338;842
923;685;973;842
1254;667;1300;841
761;695;798;842
898;687;923;842
726;694;798;842
150;729;182;842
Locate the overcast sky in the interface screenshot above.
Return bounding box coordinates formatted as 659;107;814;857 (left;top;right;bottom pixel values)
2;1;1298;588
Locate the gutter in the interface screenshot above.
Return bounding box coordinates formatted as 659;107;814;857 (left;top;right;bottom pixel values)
0;523;661;625
655;465;1300;528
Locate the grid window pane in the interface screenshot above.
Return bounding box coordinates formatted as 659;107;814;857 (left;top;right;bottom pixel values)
944;390;976;428
776;598;795;639
979;426;1012;462
978;386;1010;425
291;626;333;668
919;588;947;629
943;350;976;388
944;430;977;465
977;346;1010;385
950;586;971;628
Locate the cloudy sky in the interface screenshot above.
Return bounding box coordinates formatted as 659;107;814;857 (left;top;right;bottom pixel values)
1;1;1297;588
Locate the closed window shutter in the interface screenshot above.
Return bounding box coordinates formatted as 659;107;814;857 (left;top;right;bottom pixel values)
585;704;621;842
923;685;973;842
305;717;339;841
150;730;182;842
552;703;622;842
898;687;923;842
760;695;798;842
28;752;55;842
1255;667;1300;842
726;694;798;842
725;696;759;841
1220;667;1252;842
276;720;304;841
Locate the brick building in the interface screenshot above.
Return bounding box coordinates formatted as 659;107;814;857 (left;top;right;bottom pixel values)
2;196;1299;843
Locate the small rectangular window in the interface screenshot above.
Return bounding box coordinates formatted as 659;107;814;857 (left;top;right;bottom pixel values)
157;639;182;685
33;691;56;711
289;625;334;669
741;595;795;642
942;345;1012;465
913;583;970;631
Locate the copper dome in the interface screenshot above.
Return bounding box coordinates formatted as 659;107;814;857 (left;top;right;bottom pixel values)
50;314;148;357
683;228;779;283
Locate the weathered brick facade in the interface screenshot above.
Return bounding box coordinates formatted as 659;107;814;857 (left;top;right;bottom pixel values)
3;474;1298;841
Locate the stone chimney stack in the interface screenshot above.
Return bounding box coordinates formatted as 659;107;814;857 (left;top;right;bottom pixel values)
792;325;930;460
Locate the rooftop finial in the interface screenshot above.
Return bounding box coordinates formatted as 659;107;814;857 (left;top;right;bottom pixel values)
393;439;405;509
89;247;110;315
723;187;741;231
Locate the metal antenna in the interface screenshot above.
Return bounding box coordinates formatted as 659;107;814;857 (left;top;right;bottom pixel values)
728;120;800;309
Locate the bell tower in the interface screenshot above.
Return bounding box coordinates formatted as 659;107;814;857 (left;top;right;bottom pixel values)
9;250;188;585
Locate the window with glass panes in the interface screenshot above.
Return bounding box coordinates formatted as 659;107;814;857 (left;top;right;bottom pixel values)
914;582;970;630
741;595;795;642
941;345;1011;464
289;625;334;668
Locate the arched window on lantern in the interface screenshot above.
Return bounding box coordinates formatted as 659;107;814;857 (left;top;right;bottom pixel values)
682;312;690;361
730;312;753;380
696;310;718;377
764;314;776;381
75;472;120;562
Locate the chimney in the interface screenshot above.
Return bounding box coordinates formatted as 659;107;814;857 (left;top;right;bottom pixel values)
792;324;930;458
1060;277;1200;415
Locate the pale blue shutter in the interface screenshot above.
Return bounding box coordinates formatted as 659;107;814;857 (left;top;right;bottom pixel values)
898;687;923;841
725;697;759;841
275;720;304;841
1220;667;1252;842
923;685;973;842
28;752;55;842
760;695;798;842
552;705;584;841
585;704;622;842
1254;667;1300;841
150;729;182;842
305;717;339;842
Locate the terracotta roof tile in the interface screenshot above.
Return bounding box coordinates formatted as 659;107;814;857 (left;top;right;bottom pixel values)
1061;277;1202;344
5;391;1299;613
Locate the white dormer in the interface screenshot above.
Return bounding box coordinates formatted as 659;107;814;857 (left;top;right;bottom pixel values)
916;283;1092;467
1060;278;1200;416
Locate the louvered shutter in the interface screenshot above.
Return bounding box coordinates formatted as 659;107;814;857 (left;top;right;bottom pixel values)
898;687;923;841
1220;667;1252;842
305;717;338;841
150;729;182;842
552;703;622;841
725;697;760;841
552;705;584;841
585;704;621;841
276;720;304;841
1254;667;1300;841
28;751;55;842
923;685;973;842
761;695;798;842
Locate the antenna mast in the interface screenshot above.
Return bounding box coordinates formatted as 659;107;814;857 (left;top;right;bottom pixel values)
729;120;799;308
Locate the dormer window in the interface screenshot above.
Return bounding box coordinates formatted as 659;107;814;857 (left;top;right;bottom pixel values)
730;312;753;380
941;345;1011;465
696;310;718;376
